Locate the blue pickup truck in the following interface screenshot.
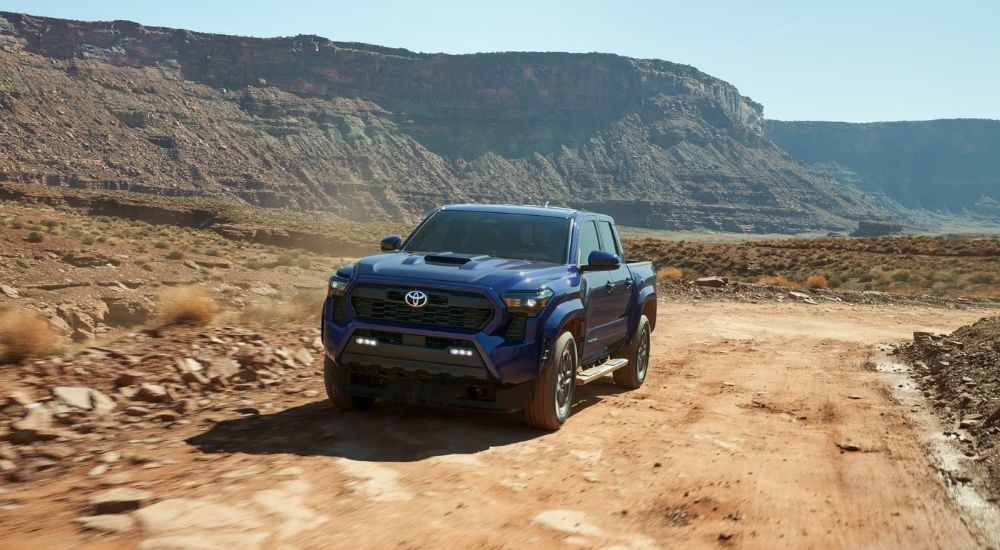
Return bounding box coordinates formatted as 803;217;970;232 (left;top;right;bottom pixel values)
321;204;657;429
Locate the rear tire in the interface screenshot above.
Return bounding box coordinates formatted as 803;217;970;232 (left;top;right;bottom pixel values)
524;332;577;430
613;315;650;389
323;356;375;411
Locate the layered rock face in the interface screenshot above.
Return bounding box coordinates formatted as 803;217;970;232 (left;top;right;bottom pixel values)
765;119;1000;220
0;12;894;231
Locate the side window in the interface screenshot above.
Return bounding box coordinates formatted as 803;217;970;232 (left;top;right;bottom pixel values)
577;221;600;265
596;221;620;256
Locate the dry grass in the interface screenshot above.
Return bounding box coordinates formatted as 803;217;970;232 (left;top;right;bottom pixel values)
625;235;1000;298
806;275;829;289
0;307;59;364
757;275;799;288
157;285;218;326
656;266;685;280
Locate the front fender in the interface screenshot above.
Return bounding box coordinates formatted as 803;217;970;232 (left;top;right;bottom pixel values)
538;297;585;371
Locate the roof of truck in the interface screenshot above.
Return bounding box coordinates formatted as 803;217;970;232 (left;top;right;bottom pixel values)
439;203;609;220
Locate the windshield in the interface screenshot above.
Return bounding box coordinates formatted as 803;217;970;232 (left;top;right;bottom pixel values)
403;210;571;263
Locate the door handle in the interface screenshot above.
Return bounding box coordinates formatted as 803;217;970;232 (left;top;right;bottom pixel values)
604;281;614;292
623;278;634;289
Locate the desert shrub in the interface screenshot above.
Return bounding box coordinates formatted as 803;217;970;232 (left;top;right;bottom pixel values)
806;275;829;289
656;266;685;280
205;248;221;257
890;270;913;282
81;236;95;245
166;249;184;260
10;220;23;229
275;251;299;267
966;272;997;285
25;231;44;243
0;307;59;364
41;219;59;230
157;285;218;326
154;240;170;249
757;275;798;288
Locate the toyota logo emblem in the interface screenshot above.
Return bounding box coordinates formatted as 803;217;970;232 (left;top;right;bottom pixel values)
405;290;428;308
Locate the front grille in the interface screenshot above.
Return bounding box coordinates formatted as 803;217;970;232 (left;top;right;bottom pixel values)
351;284;494;331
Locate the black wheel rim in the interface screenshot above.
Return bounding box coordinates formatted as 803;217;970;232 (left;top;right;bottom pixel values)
636;326;650;382
554;341;576;418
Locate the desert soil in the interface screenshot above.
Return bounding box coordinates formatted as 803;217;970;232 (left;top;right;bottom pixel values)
2;300;998;549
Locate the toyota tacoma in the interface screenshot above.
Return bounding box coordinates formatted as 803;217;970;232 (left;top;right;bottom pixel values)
321;204;657;429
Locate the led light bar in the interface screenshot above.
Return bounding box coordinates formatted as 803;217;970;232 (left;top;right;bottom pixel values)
448;347;475;357
354;337;378;346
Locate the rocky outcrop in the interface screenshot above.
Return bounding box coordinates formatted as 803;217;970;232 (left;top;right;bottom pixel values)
0;11;899;232
765;119;1000;220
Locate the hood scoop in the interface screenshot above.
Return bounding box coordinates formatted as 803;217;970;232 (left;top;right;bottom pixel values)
424;253;489;265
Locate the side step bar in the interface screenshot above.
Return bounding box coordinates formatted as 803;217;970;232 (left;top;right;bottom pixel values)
576;358;628;385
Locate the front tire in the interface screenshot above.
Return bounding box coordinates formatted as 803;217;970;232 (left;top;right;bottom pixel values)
323;356;375;411
613;314;650;389
524;332;578;430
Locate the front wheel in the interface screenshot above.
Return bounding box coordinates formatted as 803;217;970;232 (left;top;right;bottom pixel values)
323;356;375;411
523;331;578;430
613;315;650;389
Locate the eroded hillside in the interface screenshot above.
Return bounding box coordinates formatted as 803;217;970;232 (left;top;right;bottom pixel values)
0;12;898;232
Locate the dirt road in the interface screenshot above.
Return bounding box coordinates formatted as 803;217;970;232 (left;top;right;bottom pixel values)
3;301;997;549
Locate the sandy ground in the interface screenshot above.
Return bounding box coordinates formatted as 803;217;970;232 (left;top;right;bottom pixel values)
2;300;998;549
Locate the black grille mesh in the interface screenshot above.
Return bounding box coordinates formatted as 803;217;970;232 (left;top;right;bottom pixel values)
351;285;494;330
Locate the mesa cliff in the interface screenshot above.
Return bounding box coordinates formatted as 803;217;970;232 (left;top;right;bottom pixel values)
0;12;895;232
765;119;1000;221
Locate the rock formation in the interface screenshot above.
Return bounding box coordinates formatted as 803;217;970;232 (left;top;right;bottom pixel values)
765;119;1000;221
0;11;897;232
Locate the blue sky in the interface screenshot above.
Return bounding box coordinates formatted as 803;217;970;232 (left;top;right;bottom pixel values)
2;1;997;122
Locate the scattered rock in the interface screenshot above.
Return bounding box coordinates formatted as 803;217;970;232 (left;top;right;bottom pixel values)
175;357;203;373
115;370;145;387
35;445;74;460
293;348;314;367
6;391;35;406
74;513;136;534
204;358;240;380
694;276;727;288
88;487;153;514
125;406;153;417
836;442;861;452
136;384;169;403
0;284;20;298
533;509;604;536
99;451;123;464
102;295;155;327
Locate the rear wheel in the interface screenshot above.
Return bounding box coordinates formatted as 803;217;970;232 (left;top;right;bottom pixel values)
323;356;375;411
524;331;577;430
613;315;650;389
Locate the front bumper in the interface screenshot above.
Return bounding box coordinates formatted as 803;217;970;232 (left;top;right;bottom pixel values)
322;295;549;412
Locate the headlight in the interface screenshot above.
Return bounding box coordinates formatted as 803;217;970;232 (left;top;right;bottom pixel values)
501;289;553;317
328;275;350;297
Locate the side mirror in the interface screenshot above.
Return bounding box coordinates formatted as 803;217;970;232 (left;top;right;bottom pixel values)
380;235;403;251
583;250;620;271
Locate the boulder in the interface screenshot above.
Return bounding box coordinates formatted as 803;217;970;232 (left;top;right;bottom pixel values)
88;487;153;514
694;276;728;288
102;295;155;327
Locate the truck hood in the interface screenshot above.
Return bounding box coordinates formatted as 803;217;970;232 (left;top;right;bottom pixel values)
352;252;572;291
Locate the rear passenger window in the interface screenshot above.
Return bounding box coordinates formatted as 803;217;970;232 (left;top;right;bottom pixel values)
596;221;620;256
578;221;600;265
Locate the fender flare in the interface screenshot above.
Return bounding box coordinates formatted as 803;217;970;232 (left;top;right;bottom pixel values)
538;298;586;372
